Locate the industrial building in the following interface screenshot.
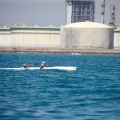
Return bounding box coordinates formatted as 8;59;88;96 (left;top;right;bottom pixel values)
0;0;120;52
65;0;95;24
0;25;120;50
0;26;60;48
114;27;120;49
61;22;114;49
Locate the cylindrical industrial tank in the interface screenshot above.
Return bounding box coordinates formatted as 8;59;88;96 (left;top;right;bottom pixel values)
60;22;114;49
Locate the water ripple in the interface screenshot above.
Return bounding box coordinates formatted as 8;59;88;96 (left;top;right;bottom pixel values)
0;53;120;120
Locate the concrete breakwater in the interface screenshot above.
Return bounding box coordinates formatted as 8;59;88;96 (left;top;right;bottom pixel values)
0;46;120;54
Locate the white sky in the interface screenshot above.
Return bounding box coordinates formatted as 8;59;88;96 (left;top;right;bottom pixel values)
0;0;119;27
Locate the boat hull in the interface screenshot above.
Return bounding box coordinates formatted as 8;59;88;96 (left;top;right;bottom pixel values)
0;66;76;71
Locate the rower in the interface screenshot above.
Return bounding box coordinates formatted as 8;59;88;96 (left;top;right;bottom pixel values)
22;61;29;68
40;61;47;69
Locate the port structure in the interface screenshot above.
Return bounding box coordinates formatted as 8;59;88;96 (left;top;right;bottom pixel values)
65;0;95;24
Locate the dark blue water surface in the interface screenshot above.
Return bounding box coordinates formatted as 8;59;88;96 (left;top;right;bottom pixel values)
0;53;120;120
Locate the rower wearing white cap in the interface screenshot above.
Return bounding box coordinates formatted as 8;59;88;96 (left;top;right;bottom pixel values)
40;61;47;69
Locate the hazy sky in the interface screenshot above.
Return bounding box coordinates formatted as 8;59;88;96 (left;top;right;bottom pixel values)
0;0;119;27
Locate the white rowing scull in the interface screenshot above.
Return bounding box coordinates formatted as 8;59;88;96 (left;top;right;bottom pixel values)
0;66;77;71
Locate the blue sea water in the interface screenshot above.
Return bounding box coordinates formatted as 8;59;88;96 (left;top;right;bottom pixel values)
0;53;120;120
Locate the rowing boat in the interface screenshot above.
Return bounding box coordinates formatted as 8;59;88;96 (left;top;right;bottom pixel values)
0;66;77;71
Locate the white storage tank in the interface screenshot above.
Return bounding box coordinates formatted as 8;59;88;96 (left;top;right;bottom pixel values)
60;22;114;49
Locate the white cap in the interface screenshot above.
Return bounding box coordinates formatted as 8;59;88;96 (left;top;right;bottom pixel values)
42;61;45;63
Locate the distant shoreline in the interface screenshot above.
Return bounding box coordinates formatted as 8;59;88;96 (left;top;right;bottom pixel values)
0;46;120;55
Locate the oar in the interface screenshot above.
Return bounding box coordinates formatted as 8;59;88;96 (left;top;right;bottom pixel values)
34;62;38;66
31;61;39;66
46;62;55;67
27;63;38;67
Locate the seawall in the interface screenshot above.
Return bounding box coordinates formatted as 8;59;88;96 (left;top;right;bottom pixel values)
0;46;120;55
